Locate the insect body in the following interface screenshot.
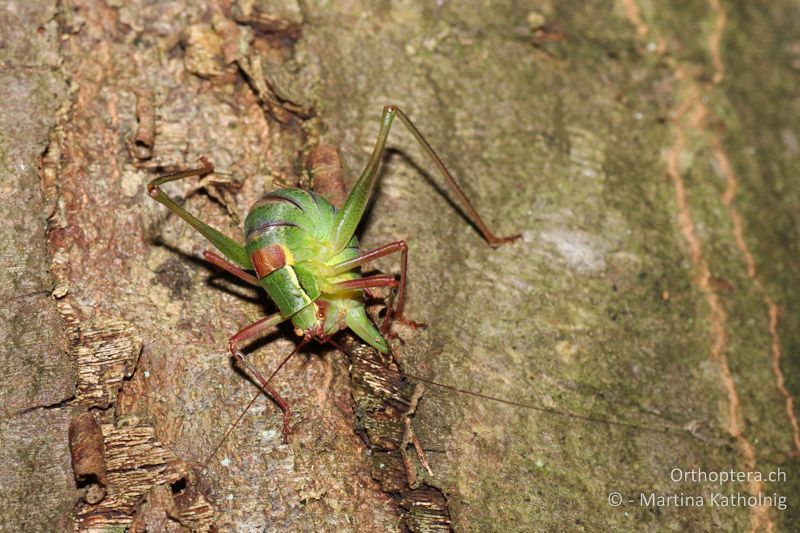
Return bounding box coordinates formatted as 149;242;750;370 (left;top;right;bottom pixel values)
244;188;389;354
147;105;519;441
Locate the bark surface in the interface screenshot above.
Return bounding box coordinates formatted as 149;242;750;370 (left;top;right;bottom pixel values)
2;1;799;531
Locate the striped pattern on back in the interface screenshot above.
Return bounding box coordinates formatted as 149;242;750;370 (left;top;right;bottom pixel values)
244;188;338;263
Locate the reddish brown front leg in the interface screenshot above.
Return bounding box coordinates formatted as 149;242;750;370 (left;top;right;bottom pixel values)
228;313;299;442
330;274;397;291
329;240;427;334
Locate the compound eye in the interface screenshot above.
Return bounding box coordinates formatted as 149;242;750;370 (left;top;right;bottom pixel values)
250;243;288;278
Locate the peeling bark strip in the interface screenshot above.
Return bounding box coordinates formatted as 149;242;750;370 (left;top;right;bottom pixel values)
60;305;142;409
400;487;452;533
236;52;314;123
75;421;215;531
69;412;108;504
130;485;186;533
231;1;313;122
348;342;452;531
350;342;418;451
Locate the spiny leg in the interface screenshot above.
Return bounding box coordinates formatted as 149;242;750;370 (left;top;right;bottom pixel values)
228;312;300;442
328;275;398;336
328;274;397;292
203;250;260;286
202;333;306;467
330;105;521;252
231;346;305;444
147;158;252;269
329;241;425;333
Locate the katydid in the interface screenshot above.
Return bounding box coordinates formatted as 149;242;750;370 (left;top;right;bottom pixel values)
147;105;519;443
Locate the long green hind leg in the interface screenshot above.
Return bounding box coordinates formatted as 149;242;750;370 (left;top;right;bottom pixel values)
147;158;251;269
329;105;522;251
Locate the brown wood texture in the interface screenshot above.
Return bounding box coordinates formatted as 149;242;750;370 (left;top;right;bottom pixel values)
2;1;800;531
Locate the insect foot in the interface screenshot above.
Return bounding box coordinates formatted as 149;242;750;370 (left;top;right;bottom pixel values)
228;337;294;444
487;233;522;248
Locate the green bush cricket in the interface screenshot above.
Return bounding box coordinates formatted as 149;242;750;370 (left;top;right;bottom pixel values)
147;105;520;443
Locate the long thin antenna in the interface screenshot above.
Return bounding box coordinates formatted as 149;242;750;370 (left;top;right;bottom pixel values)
203;336;702;471
335;339;695;438
202;391;261;472
201;341;307;471
396;369;682;435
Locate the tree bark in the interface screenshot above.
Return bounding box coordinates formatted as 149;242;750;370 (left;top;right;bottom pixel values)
2;0;799;531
